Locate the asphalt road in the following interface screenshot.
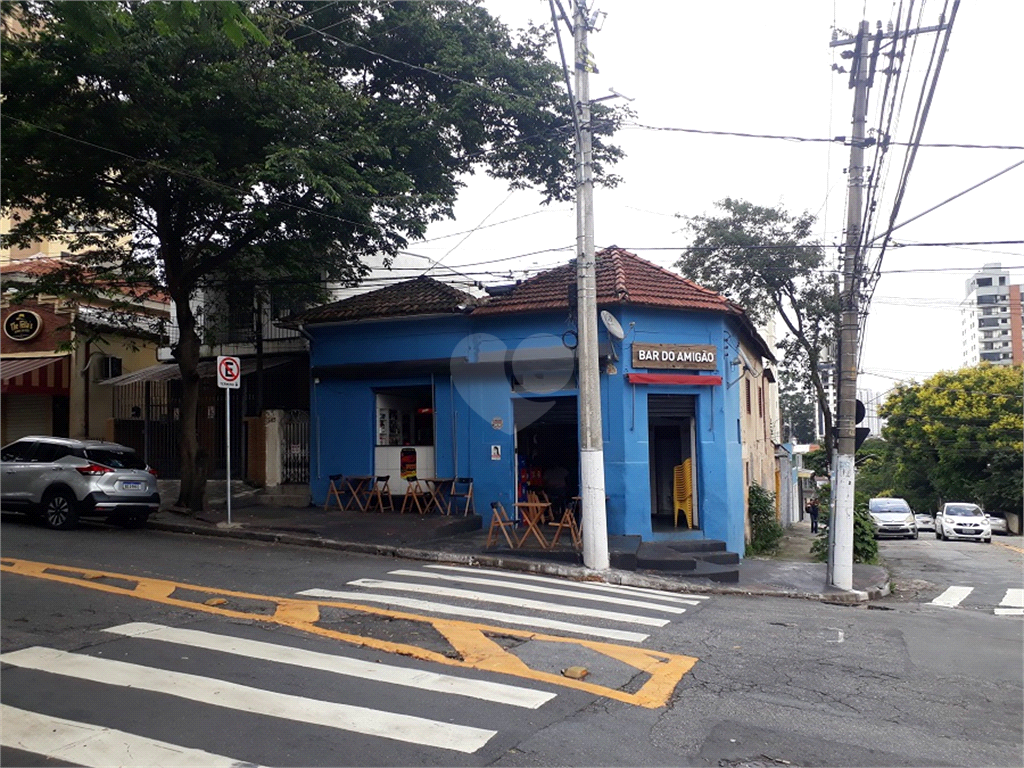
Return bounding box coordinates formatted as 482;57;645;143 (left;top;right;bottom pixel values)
1;513;1021;767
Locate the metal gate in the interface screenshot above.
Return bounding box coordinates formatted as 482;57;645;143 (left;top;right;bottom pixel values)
279;410;309;484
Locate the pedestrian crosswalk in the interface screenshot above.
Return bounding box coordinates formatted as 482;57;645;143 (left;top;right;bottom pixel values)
1;567;707;765
298;563;709;643
929;585;1023;616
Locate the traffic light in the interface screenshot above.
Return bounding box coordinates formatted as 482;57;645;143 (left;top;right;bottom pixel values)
855;398;870;451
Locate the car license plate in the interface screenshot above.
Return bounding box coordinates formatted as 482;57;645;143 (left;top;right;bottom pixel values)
121;481;144;491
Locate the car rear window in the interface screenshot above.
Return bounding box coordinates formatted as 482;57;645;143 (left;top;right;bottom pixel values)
870;499;911;513
85;448;146;470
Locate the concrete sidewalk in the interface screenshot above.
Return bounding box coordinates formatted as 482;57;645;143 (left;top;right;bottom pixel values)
148;492;889;603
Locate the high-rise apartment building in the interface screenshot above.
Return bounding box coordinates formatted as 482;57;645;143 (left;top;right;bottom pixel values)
960;263;1023;367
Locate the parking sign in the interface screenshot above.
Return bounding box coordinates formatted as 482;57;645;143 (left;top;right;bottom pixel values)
217;356;241;389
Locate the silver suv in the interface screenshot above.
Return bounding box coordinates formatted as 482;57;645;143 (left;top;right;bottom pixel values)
1;436;160;529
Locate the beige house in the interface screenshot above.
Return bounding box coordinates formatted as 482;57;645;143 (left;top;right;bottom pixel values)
1;232;169;444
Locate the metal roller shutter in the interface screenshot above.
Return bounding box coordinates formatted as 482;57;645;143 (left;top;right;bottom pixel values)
647;394;696;421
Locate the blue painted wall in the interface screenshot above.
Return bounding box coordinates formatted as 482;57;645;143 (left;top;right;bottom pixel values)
307;306;750;555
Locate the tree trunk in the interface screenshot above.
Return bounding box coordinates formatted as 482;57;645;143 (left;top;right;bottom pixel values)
173;299;208;512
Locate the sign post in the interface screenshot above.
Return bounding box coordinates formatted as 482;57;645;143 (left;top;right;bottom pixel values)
217;356;241;524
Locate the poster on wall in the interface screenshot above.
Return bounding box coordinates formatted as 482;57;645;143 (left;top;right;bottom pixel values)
400;447;417;479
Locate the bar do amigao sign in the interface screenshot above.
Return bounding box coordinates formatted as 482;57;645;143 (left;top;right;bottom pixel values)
631;342;718;371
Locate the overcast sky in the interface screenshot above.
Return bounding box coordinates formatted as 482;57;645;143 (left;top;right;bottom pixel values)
413;0;1023;401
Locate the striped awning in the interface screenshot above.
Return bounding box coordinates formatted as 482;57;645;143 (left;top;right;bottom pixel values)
0;355;71;394
0;356;67;382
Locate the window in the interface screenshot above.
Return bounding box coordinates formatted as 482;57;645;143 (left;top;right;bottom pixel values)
745;379;752;414
977;277;992;287
32;442;73;463
1;440;37;462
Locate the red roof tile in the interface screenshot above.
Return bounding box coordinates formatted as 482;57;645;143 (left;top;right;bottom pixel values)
472;246;742;317
297;275;478;323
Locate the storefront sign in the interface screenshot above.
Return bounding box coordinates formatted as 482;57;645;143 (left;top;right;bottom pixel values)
632;343;717;371
3;310;42;342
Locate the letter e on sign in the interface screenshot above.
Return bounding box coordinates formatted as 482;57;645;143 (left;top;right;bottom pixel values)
217;356;241;389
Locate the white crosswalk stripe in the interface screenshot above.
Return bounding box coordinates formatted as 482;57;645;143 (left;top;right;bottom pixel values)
300;564;708;644
425;564;711;605
1;645;497;754
931;585;974;607
0;704;262;768
385;568;688;613
994;588;1024;616
102;621;555;708
344;578;672;626
930;585;1024;616
297;588;651;642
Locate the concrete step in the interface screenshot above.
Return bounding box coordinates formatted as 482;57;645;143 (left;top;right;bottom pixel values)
693;550;740;566
635;543;698;572
688;560;740;583
666;539;727;553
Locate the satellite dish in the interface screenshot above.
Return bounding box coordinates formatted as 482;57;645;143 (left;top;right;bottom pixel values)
600;310;625;341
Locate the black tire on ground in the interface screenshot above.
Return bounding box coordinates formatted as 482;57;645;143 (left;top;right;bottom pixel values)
42;489;79;530
911;531;919;540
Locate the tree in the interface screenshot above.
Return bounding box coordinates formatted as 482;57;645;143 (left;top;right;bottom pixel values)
1;1;625;511
674;199;839;462
779;368;816;443
880;365;1023;514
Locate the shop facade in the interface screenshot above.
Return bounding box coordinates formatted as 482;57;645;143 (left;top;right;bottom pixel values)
299;249;775;556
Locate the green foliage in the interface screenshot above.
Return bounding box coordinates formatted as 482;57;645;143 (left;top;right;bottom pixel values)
674;199;840;456
0;0;625;510
804;446;830;477
780;368;816;443
810;499;879;564
879;365;1023;515
746;483;784;555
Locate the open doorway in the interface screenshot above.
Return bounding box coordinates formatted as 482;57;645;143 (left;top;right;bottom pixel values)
648;394;697;531
514;396;578;511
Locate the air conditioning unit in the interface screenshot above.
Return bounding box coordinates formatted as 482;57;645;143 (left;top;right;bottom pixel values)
93;355;123;381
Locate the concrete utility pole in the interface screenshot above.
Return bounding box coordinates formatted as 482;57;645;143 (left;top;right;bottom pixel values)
828;13;953;590
830;19;872;591
573;0;609;570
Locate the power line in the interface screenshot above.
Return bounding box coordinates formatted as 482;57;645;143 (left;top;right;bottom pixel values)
624;121;1023;150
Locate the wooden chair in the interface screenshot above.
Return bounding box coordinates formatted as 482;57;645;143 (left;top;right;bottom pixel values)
515;493;551;549
424;477;454;515
527;486;555;523
449;477;475;516
325;474;346;511
673;459;694;528
486;501;518;549
549;495;582;550
365;475;394;513
400;476;430;515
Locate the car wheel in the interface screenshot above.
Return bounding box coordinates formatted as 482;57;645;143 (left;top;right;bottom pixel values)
911;531;919;540
42;489;79;530
984;537;991;543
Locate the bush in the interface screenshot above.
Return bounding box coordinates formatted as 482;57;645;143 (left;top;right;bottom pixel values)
747;484;784;555
810;499;879;564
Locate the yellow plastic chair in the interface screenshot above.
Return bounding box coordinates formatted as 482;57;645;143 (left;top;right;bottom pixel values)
673;459;695;528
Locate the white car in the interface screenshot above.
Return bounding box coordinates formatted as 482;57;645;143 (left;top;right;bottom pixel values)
868;497;918;539
935;503;991;543
914;512;935;532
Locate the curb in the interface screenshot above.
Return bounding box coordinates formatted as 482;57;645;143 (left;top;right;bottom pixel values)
148;518;885;603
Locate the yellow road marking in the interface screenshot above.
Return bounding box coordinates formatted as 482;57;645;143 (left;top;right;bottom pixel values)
0;558;697;708
993;540;1024;555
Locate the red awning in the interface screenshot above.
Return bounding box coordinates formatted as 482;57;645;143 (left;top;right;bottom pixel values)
626;372;722;386
0;356;68;382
